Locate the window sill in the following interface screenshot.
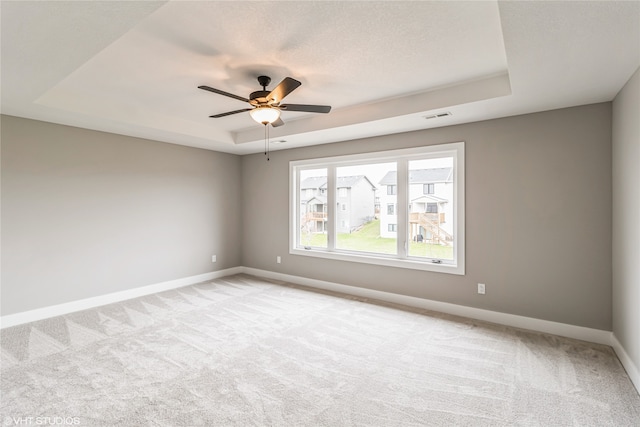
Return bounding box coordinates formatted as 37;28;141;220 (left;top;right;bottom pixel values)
290;247;465;275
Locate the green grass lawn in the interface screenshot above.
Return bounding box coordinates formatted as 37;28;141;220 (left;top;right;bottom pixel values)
300;219;453;259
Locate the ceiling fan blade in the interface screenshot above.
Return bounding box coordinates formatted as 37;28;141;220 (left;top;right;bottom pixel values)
271;117;285;128
280;104;331;113
198;85;249;103
266;77;301;103
209;108;252;118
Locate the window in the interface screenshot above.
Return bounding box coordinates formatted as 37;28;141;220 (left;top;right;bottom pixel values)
338;188;348;197
290;142;465;274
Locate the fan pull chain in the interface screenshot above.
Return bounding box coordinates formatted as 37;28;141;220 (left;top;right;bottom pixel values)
263;124;270;161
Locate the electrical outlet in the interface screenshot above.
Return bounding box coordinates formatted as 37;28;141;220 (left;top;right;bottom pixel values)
276;256;281;264
211;255;217;263
477;283;486;295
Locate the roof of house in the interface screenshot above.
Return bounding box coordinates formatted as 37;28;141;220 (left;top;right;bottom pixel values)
336;175;376;190
411;195;448;203
300;176;327;189
305;195;327;204
379;168;453;185
301;175;377;190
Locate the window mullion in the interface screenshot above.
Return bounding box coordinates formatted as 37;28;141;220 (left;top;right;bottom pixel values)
326;165;336;251
396;159;408;258
292;166;300;250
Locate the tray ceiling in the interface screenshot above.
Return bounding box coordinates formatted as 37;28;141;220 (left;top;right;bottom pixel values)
2;1;638;154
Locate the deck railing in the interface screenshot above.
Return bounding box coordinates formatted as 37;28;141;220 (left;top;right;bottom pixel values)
304;212;327;221
409;212;453;245
409;212;445;224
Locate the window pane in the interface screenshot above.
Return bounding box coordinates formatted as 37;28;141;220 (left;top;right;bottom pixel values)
299;168;327;248
336;162;397;255
408;157;454;260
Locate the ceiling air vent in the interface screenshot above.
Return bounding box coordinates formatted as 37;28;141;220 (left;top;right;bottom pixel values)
424;112;452;120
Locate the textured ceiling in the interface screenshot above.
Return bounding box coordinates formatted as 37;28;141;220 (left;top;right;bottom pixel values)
2;1;639;155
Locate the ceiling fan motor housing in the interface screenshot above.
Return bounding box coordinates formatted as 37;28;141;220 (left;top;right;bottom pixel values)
251;76;276;106
249;90;272;106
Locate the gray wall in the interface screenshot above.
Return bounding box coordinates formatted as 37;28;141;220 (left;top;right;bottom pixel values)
242;103;613;330
612;67;640;371
1;115;242;315
1;102;617;332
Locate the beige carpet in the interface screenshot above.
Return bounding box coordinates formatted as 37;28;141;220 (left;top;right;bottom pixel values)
1;274;638;426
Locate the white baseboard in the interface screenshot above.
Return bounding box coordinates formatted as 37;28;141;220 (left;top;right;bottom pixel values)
243;267;613;346
610;334;640;393
0;267;243;329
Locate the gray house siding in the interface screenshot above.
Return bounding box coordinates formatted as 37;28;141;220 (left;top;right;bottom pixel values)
337;178;376;233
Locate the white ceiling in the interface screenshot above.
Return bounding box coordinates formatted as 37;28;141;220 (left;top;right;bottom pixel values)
2;1;639;155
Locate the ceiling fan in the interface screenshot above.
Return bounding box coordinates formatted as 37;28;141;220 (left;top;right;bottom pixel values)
198;76;331;127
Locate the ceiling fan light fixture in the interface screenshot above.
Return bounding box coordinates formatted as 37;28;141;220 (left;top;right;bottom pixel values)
250;106;281;125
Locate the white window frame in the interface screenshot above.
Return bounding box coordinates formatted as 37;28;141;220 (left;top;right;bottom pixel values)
289;142;465;275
